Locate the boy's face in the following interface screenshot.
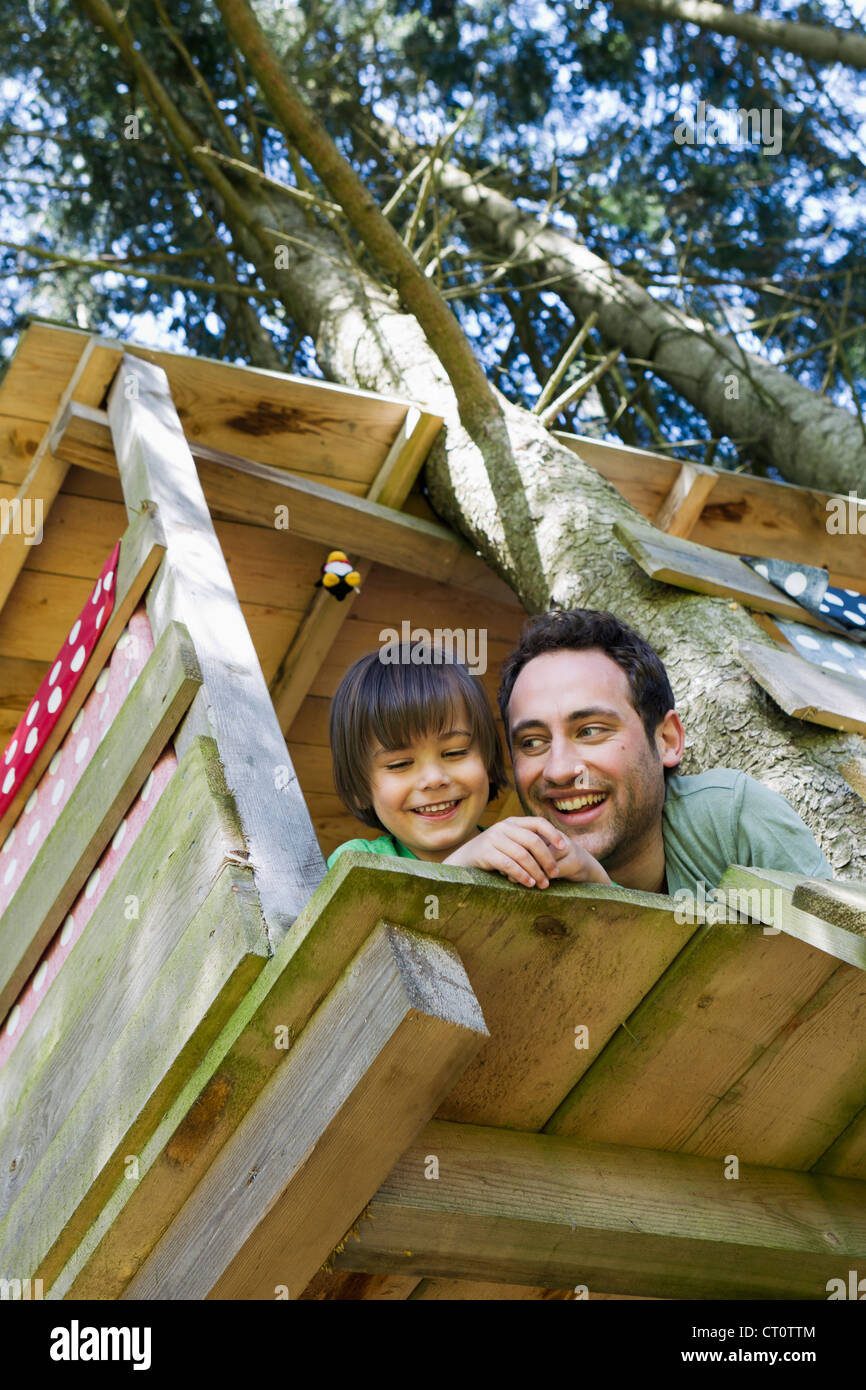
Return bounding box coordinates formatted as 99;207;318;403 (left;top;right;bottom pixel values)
507;648;683;884
367;701;490;861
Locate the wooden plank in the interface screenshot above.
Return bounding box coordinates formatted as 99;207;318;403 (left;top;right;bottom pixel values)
0;323;84;425
0;861;269;1289
737;638;866;734
0;339;97;616
614;519;841;629
0;618;202;1019
792;877;866;936
121;924;486;1300
653;461;718;537
53;860;690;1298
299;1271;422;1300
59;404;507;600
716;866;866;970
0;501;167;846
558;432;866;592
0;735;267;1284
107;353;325;936
333;1120;866;1298
545;917;840;1151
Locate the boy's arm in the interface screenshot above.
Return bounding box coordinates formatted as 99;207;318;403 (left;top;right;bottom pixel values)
445;818;611;887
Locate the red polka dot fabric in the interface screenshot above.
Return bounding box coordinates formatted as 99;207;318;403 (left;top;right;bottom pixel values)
0;601;179;1070
0;542;121;820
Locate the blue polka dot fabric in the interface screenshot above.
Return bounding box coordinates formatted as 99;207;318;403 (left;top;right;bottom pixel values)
742;556;866;643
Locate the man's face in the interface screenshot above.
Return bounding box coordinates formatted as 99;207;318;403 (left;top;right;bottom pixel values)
507;648;680;879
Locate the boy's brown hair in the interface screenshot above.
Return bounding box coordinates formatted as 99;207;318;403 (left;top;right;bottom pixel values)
329;649;509;831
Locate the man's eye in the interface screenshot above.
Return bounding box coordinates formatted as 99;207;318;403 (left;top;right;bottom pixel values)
519;736;546;751
579;726;607;738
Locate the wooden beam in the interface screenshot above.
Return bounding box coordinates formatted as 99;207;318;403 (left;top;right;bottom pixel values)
0;618;202;1020
716;865;866;971
106;354;325;937
55;402;506;600
121;924;487;1300
0;500;166;847
333;1120;866;1299
737;638;866;735
0;340;98;615
615;519;843;630
653;461;718;537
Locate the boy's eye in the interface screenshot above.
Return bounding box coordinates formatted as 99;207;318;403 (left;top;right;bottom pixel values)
385;759;412;770
443;747;469;757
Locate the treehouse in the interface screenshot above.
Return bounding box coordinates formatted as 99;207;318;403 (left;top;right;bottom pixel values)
0;319;865;1301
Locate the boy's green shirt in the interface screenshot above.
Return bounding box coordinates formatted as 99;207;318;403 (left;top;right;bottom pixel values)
326;769;833;892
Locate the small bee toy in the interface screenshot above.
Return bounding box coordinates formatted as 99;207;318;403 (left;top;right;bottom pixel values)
315;550;361;602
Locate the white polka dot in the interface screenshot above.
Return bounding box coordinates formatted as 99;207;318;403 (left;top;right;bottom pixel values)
831;642;854;657
116;631;130;650
112;819;127;852
796;634;820;650
824;593;844;607
68;619;81;645
24;790;37;815
103;570;113;591
754;563;769;579
820;603;830;613
71;710;85;735
85;867;100;898
822;661;845;672
48;687;63;714
91;576;102;605
51;778;65;807
49;752;62;776
24;728;38;755
74;737;90;765
48;660;62;686
25;700;39;727
844;589;860;597
26;819;41;846
100;695;111;723
844;611;865;625
3;858;17;885
2;769;15;795
783;571;807;596
4;740;17;765
5;1004;20;1037
95;669;110;694
95;606;105;630
858;601;866;614
70;645;86;673
141;771;154;802
1;828;15;853
60;914;75;945
32;961;47;992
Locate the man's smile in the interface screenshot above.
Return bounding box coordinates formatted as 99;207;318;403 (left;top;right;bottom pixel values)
542;789;609;824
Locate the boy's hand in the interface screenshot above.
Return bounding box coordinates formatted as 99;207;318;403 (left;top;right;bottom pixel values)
443;817;610;889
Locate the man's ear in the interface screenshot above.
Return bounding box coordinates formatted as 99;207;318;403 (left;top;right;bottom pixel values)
656;710;685;768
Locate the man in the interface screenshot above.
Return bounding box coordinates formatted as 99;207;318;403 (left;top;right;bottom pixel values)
497;608;833;896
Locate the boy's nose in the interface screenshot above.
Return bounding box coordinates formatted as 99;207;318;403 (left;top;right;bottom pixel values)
417;760;450;787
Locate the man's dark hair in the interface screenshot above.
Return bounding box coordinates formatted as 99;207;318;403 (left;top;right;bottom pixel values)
330;649;509;831
497;609;678;769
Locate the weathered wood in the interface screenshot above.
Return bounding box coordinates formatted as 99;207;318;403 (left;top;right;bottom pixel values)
333;1119;866;1299
0;500;167;846
558;431;866;591
0;340;98;615
545;917;840;1150
106;352;325;936
0;735;262;1270
60;403;506;599
122;925;487;1300
0;618;201;1020
716;865;866;969
653;461;718;537
792;877;866;936
737;638;866;735
614;519;840;629
0;860;268;1288
53;859;689;1297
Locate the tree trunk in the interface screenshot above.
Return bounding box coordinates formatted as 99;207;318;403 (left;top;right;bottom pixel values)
612;0;866;71
366;118;866;495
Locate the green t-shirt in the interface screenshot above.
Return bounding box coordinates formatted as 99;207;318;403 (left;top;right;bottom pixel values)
661;768;832;895
326;769;833;893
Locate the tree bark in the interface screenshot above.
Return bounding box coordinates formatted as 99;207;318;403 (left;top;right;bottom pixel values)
366;117;866;495
612;0;866;71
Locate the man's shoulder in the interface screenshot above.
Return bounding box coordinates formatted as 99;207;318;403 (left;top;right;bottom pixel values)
664;767;748;809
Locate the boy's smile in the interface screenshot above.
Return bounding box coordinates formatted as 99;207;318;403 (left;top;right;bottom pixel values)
368;711;490;860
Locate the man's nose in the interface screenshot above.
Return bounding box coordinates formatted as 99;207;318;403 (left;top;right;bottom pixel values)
543;737;587;786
